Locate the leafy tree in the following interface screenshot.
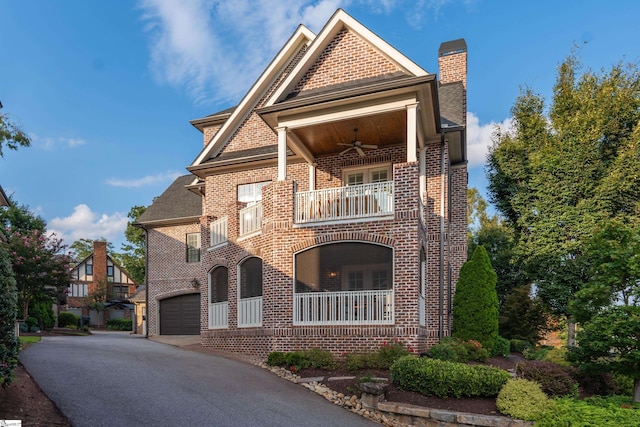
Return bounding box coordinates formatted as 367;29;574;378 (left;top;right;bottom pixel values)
467;188;528;305
0;111;31;158
6;229;71;320
452;245;499;351
568;305;640;402
0;195;46;234
82;279;108;328
0;241;18;387
113;205;146;284
487;54;640;344
499;285;550;343
69;237;114;263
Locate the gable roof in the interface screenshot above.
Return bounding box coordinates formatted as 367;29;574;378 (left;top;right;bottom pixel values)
189;25;315;168
265;9;428;107
0;185;10;207
136;175;202;226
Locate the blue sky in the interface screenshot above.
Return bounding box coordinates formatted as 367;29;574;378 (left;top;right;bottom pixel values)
1;0;639;249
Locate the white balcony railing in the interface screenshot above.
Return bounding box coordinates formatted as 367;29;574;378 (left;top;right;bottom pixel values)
239;202;262;236
294;289;393;325
238;296;262;327
295;181;394;224
209;301;228;329
419;293;426;326
210;217;228;247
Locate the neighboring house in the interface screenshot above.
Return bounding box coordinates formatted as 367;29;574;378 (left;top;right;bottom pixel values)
140;9;467;358
66;241;137;327
130;285;147;335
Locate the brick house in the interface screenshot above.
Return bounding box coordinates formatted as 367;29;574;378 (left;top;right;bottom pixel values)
66;241;138;327
139;9;467;358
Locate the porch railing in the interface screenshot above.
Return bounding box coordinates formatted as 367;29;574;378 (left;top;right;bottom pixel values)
295;181;394;224
239;202;262;236
238;296;262;327
209;301;228;329
293;289;393;325
210;217;228;247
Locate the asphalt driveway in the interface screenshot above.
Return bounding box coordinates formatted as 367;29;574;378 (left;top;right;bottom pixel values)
20;331;378;427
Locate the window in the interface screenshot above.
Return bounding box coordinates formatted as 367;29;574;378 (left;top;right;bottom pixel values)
85;264;93;276
107;266;114;277
68;283;88;297
238;181;269;206
239;257;262;298
344;165;391;185
186;233;201;263
209;267;228;303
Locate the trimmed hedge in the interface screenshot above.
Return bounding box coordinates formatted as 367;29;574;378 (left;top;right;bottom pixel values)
106;318;132;331
497;378;554;420
390;356;510;398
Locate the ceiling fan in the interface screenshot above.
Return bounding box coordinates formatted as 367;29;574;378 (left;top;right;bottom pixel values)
338;128;378;157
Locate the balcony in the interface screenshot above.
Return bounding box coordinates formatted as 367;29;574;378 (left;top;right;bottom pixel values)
238;296;262;327
210;216;228;247
209;301;228;329
294;289;393;325
239;202;262;236
295;181;394;224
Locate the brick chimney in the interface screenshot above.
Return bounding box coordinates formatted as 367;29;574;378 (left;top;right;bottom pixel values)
438;38;467;124
92;241;107;286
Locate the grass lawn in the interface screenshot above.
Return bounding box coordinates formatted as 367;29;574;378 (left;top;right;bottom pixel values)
19;335;41;349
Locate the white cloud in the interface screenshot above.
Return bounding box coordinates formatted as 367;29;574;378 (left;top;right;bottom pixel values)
48;205;128;245
138;0;345;105
106;171;181;188
30;134;86;150
466;112;513;168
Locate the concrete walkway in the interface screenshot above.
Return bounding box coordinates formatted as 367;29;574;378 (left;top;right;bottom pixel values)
148;334;201;347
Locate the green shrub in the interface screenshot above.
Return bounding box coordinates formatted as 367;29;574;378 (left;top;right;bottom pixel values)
285;351;309;371
25;317;39;332
523;345;551;360
516;360;578;397
496;378;553;420
452;246;499;351
58;312;79;328
303;348;336;370
390;356;510;398
542;347;570;366
106;318;132;331
510;339;532;354
613;374;634;396
345;353;366;372
492;336;510;357
534;396;640;427
428;338;488;363
374;340;411;369
29;300;54;330
266;351;287;366
0;244;18;387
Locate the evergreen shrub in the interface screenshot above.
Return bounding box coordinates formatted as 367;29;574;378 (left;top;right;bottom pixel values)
58;312;79;328
496;378;553;420
106;318;132;331
390;356;509;398
266;351;287;366
492;336;510;357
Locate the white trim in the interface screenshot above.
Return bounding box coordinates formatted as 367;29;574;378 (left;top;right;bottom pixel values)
277;126;287;180
308;163;316;191
266;9;428;107
406;102;418;163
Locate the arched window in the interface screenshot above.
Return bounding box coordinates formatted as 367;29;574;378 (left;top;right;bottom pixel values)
208;266;229;329
209;266;228;304
238;257;262;327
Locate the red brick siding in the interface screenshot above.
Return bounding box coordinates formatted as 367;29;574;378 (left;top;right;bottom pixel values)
293;29;405;94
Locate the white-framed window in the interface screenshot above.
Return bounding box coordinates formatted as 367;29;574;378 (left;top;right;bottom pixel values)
68;283;88;297
85;263;93;276
186;233;201;263
238;181;269;206
343;164;391;186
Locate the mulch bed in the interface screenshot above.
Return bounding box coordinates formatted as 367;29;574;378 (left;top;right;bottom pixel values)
297;354;525;417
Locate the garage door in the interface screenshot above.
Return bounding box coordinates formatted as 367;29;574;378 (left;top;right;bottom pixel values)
159;293;200;335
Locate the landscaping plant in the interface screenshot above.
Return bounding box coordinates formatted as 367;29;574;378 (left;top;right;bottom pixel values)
496;378;554;421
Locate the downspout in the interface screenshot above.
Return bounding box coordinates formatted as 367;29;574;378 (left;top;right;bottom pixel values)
439;134;446;339
142;226;149;339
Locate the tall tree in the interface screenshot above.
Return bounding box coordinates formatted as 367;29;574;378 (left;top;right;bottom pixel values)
0;111;31;158
113;205;146;284
0;242;18;387
0;195;46;233
487;54;640;343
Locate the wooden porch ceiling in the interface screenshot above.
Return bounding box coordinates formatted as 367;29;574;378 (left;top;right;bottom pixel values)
289;110;406;157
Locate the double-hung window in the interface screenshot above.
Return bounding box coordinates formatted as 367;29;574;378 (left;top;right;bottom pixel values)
186;233;201;263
